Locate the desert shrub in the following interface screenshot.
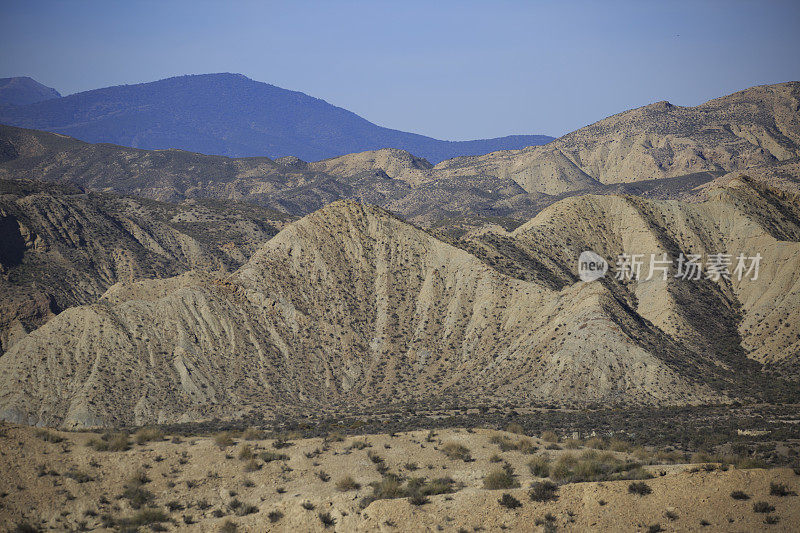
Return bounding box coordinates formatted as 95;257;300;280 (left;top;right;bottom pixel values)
764;515;780;525
734;457;768;469
301;501;315;510
540;431;559;443
753;501;775;513
731;490;750;500
219;519;237;532
122;486;154;509
134;427;164;445
13;522;40;533
490;434;536;454
268;510;283;523
115;509;169;528
237;445;254;460
563;438;582;449
166;500;184;512
317;471;330;482
64;470;93;483
367;451;384;464
214;433;234;449
529;480;559;502
498;493;522;509
242;428;263;440
324;432;345;443
665;510;678;521
271;436;293;449
242;459;261;472
318;511;336;527
647;525;663;533
585;437;606;450
528;455;551;478
609;438;632;452
34;429;64;443
371;476;405;499
490;453;503;463
551;451;650;483
419;477;457;496
769;482;794;496
483;465;520;490
348;439;370;450
88;432;130;452
441;441;472;461
236;503;258;516
628;481;652;496
404;462;419;471
408;492;429;505
336;476;360;491
363;474;457;506
506;422;525;434
259;451;289;462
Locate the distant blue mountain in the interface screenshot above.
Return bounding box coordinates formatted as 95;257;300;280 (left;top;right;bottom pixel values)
0;77;61;106
0;73;552;163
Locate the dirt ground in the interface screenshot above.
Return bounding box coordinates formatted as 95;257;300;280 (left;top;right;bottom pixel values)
1;424;798;532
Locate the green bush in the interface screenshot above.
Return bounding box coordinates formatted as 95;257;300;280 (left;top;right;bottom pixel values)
336;476;360;491
528;455;551;477
134;427;164;445
529;480;559;502
441;441;472;461
498;493;522;509
628;481;652;496
483;465;520;490
753;501;775;513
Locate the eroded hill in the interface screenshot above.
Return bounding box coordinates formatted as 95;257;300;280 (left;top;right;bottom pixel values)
0;179;290;354
1;175;798;428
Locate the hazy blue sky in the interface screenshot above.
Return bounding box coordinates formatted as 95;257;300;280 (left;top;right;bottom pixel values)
1;0;799;139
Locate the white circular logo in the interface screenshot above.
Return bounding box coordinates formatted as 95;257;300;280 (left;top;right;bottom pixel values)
578;251;608;282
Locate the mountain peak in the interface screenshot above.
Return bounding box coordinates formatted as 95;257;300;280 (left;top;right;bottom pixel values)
0;76;61;106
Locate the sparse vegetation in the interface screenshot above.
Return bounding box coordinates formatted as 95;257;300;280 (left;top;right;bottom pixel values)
87;432;130;452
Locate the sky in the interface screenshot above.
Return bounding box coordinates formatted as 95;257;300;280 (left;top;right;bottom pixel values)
1;0;799;140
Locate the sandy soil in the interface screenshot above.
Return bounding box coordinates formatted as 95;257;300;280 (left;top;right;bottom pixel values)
1;424;797;532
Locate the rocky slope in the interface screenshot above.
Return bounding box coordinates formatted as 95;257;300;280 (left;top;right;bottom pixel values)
0;179;289;355
1;174;798;427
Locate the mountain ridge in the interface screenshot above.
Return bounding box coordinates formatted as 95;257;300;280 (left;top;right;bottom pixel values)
0;73;553;163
